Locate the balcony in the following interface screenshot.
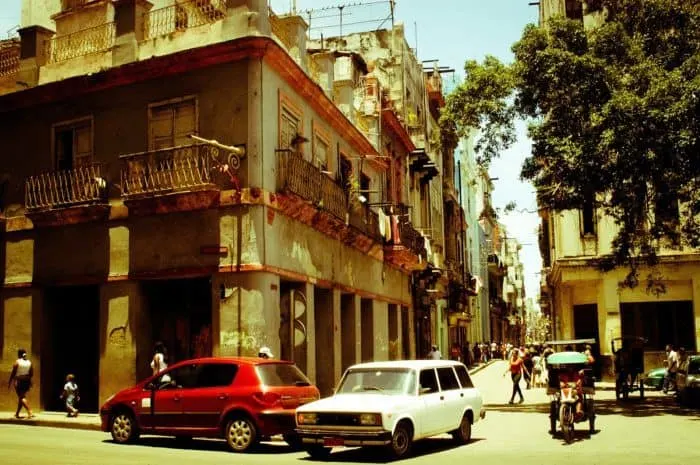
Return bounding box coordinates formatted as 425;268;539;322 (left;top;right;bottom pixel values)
144;0;227;40
45;22;115;64
0;39;20;78
384;217;426;271
120;144;220;215
24;163;109;227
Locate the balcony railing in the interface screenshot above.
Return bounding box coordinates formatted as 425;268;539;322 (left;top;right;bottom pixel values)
144;0;227;40
120;144;216;199
45;22;115;64
0;40;20;77
277;151;348;221
268;8;295;50
397;220;425;258
25;163;106;211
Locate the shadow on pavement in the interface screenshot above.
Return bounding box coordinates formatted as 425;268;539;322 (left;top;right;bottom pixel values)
299;438;485;462
485;395;699;418
102;437;297;454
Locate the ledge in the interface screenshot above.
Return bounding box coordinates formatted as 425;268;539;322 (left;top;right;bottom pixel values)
25;203;110;228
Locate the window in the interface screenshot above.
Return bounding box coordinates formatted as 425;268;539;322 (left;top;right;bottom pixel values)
312;122;330;170
418;368;439;394
279;92;303;152
157;363;199;390
580;194;596;236
436;367;460;391
454;365;474;389
53;118;93;170
256;363;312;387
197;364;238;388
340;154;353;194
655;188;679;228
148;97;197;150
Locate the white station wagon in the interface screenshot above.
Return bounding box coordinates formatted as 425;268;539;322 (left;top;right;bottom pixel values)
295;360;485;459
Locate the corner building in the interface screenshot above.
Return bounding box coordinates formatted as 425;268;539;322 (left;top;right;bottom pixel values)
0;0;436;411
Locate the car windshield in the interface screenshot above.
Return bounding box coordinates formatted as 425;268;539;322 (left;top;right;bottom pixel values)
336;368;416;395
256;363;312;387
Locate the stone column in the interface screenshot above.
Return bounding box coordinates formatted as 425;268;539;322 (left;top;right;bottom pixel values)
341;293;361;372
373;300;389;361
557;285;574;339
691;274;700;353
597;277;621;355
17;25;54;87
405;305;416;359
331;289;342;385
303;282;316;382
99;281;147;406
112;0;153;66
0;288;42;411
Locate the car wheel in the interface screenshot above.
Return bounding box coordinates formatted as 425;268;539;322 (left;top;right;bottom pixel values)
387;421;412;459
305;445;332;459
283;433;304;450
225;416;258;452
451;414;472;445
110;411;139;444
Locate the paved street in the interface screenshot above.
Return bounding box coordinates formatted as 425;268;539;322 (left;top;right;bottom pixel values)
1;360;698;465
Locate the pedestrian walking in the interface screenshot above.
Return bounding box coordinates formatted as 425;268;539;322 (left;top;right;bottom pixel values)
427;344;442;360
258;347;273;359
663;344;679;393
505;349;525;404
473;343;481;365
7;348;34;419
523;348;534;389
61;374;80;417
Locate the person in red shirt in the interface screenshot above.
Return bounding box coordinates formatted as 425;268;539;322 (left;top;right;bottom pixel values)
504;349;527;404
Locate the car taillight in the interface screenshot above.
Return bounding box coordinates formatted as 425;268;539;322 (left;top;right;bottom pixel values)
253;392;281;407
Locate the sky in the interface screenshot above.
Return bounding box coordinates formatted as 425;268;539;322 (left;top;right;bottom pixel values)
0;0;542;304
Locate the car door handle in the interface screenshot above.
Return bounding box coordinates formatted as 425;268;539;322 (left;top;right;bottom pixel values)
218;394;229;400
173;396;181;402
460;393;464;397
440;396;444;401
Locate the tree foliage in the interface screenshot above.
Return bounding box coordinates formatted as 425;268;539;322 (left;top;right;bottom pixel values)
441;0;700;285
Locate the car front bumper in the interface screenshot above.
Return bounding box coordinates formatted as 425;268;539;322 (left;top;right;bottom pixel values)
296;427;393;446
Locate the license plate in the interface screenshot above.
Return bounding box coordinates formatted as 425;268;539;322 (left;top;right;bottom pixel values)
323;437;344;447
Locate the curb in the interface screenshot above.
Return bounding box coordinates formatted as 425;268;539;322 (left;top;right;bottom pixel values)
0;416;101;431
468;359;498;375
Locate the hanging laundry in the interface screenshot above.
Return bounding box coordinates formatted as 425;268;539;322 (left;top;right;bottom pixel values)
378;208;386;238
390;215;400;244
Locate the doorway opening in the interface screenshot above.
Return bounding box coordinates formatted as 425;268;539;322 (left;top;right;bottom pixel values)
142;277;212;380
42;285;100;413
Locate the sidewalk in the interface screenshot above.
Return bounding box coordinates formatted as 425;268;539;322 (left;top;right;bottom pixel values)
0;411;101;431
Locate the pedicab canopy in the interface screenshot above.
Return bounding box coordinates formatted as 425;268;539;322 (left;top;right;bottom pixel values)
546;351;589;366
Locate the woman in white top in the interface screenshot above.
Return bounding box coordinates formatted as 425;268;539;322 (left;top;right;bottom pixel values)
7;349;34;419
150;341;171;385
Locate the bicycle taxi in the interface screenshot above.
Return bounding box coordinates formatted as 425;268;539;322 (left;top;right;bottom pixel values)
545;340;596;443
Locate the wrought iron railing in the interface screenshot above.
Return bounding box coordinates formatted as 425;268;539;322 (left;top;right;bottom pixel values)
268;8;295;50
397;220;426;258
277;151;348;221
25;163;107;211
0;41;20;77
120;144;217;198
144;0;227;40
45;22;115;64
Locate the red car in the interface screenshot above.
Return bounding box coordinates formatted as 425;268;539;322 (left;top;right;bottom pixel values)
100;357;319;452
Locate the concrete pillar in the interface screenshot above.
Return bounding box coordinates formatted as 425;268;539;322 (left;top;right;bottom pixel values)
17;25;54;87
388;303;398;360
223;0;271;38
691;274;700;353
373;300;389;361
313;287;337;397
0;288;42;411
558;285;574;339
303;282;316;383
213;272;280;357
341;293;361;372
99;281;147;406
405;305;416;359
112;0;153;66
598;277;621;355
360;298;374;362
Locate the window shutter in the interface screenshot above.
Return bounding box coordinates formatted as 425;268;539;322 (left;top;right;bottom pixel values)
173;100;196;146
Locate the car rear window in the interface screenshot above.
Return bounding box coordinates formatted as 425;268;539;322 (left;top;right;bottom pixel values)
256;363;311;387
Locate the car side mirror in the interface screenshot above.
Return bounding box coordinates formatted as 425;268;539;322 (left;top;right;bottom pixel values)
145;382;155;391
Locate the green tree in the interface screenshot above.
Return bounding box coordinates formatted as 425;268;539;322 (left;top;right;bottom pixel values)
442;0;700;287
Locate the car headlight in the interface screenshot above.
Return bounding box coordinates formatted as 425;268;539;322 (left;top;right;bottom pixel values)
297;413;319;425
359;413;382;426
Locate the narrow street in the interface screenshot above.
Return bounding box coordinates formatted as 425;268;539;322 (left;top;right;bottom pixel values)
1;361;698;465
